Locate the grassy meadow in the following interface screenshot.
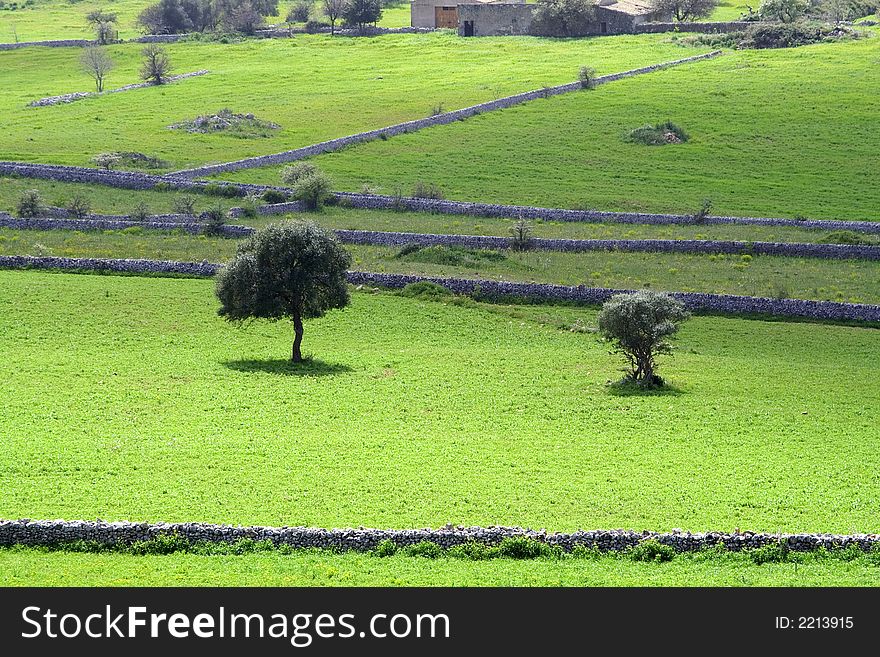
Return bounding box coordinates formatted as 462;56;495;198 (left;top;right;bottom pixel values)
220;36;880;221
1;269;879;534
0;32;706;168
5;546;880;586
3;226;879;302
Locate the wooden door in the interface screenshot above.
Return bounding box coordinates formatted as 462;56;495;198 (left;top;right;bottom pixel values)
434;6;459;29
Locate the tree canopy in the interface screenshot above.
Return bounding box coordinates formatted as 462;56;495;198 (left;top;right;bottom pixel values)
215;221;352;363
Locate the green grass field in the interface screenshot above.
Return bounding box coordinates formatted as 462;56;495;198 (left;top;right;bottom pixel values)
3;227;878;302
0;32;705;168
4;546;880;586
220;37;880;221
0;0;412;42
1;269;879;534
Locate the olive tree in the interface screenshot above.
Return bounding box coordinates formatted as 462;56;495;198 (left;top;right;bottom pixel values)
216;221;352;363
597;290;690;387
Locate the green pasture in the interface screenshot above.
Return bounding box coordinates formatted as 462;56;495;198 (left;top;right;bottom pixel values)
218;37;880;221
0;32;705;168
1;270;878;534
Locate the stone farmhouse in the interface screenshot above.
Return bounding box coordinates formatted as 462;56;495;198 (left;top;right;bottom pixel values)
410;0;672;36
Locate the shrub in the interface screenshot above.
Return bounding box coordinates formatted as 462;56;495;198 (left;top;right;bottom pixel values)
287;0;312;22
65;194;91;219
629;539;676;563
402;541;444;558
412;181;444;200
597;290;691;387
652;0;719;21
578;65;597;89
749;540;791;564
395;243;425;258
397;281;453;300
262;189;288;204
172;195;198;216
693;198;713;224
16;189;44;218
92;152;122;170
139;43;172;84
130;201;151;222
281;162;319;186
758;0;808;22
626;121;689;146
373;539;398;557
240;191;263;219
509;217;533;251
818;230;877;246
202;202;227;235
447;541;498;560
203;183;241;198
398;245;506;267
530;0;596;37
290;171;333;211
304;19;327;32
430;103;444;116
128;532;190;556
497;536;554;560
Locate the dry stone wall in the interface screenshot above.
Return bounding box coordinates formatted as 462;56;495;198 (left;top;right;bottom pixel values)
1;519;877;554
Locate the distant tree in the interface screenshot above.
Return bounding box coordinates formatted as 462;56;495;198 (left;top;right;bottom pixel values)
137;0;217;34
287;0;313;22
597;290;690;387
224;0;266;33
529;0;596;37
80;46;114;92
282;163;333;210
341;0;382;32
139;43;172;84
16;189;44;218
86;9;118;43
92;152;122;170
322;0;345;33
216;221;352;363
758;0;808;21
651;0;719;21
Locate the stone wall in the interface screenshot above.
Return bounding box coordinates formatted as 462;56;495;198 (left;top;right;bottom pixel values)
1;519;877;553
0;39;93;51
635;21;755;34
28;70;209;108
2;256;879;322
170;50;722;178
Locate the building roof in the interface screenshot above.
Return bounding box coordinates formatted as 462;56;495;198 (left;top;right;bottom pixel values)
595;0;658;15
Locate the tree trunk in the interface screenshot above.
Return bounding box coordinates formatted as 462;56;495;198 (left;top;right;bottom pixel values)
291;312;304;363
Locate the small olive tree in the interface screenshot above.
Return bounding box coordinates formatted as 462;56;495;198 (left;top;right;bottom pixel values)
651;0;719;21
281;162;332;210
597;290;690;387
216;221;352;363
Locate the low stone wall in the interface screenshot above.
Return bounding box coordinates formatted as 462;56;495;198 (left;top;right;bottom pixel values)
170;51;723;178
0;39;93;51
7;216;876;261
635;21;754;34
336;192;880;234
0;519;877;553
28;70;209;108
2;256;879;322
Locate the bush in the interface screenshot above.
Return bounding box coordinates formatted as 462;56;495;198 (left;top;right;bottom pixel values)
281;162;319;186
291;171;333;211
128;532;191;556
509;217;533;251
818;230;877;246
693;198;713;224
304;19;327;32
629;539;676;563
395;243;425;258
530;0;596;37
398;245;505;267
402;541;444;558
412;181;444;200
626;121;689;146
447;541;498;560
373;539;398;557
92;152;122;170
749;541;791;564
139;43;172;84
597;290;691;387
65;194;91;219
397;281;453;300
16;189;44;218
203;183;241;198
262;189;288;204
202;202;227;235
240;191;263;219
758;0;808;22
130;201;151;221
172;195;198;216
578;65;597;89
497;537;554;560
287;0;312;22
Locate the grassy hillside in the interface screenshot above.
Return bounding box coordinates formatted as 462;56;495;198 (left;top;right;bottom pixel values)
1;270;878;533
0;33;705;168
219;37;880;221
